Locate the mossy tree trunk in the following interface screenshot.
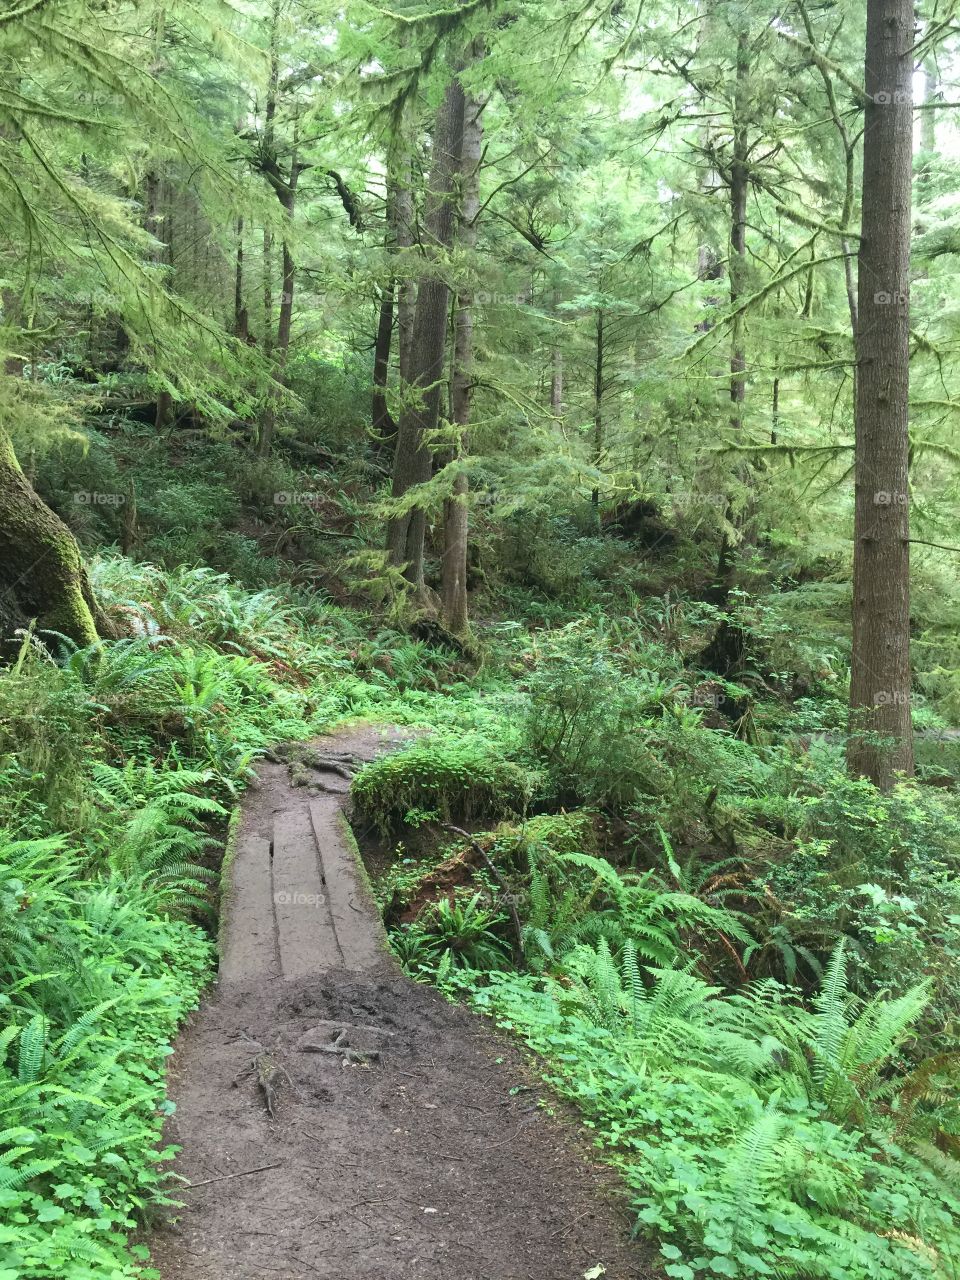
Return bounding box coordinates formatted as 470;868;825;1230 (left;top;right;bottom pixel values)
386;73;466;598
0;427;109;646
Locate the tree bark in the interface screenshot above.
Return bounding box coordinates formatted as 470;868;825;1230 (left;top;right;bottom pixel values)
258;144;299;458
395;161;416;382
258;0;281;453
145;10;172;431
371;277;395;439
729;30;749;430
550;348;563;421
145;175;172;430
234;215;248;341
386;72;466;597
591;307;604;521
712;33;751;599
847;0;915;788
441;80;483;637
0;428;111;646
276;169;298;359
372;150;416;440
263;225;274;359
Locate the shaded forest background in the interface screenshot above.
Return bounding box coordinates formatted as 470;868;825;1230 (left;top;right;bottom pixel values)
2;2;960;1278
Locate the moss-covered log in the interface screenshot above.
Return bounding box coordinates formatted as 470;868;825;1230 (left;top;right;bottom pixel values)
0;427;111;647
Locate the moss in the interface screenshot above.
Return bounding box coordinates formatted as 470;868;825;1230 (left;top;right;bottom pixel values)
0;427;106;647
216;804;245;957
350;734;535;836
335;811;394;962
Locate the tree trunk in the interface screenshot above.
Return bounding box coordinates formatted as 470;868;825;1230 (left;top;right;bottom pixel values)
263;226;274;359
372;162;415;440
371;278;395;439
0;428;110;646
847;0;915;788
144;10;172;431
441;80;483;637
3;288;24;377
257;2;281;453
394;140;416;383
258;150;299;458
771;376;779;445
276;179;297;359
386;73;466;596
591;307;604;520
550;348;563;420
729;30;749;431
713;34;750;599
234;215;248;340
146;175;172;431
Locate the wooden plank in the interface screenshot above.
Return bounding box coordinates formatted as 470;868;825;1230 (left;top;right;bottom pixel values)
272;810;342;978
219;835;278;983
310;800;389;971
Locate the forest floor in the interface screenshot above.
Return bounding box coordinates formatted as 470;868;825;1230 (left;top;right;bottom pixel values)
147;725;651;1280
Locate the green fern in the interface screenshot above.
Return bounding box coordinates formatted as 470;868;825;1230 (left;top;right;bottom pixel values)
808;942;931;1124
91;761;223;909
16;1014;46;1083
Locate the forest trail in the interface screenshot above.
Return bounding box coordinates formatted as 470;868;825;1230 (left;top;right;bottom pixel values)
148;725;649;1280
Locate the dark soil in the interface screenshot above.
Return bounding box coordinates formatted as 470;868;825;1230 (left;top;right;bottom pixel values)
148;971;652;1279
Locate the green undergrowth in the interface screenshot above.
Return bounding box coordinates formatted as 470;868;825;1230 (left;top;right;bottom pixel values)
0;552;484;1278
363;618;960;1280
0;836;212;1279
465;950;960;1280
4;544;960;1279
351;734;536;835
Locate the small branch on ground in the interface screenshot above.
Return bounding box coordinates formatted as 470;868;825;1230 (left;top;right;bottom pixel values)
439;822;525;967
185;1163;282;1189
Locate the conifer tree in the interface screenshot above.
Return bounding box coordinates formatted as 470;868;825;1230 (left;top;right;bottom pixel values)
847;0;915;787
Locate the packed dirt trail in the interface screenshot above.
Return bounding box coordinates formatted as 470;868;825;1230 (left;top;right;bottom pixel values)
148;724;651;1280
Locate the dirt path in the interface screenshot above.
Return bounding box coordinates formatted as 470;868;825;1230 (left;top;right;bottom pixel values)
148;725;652;1280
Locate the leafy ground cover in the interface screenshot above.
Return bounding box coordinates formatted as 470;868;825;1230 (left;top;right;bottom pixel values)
2;541;960;1278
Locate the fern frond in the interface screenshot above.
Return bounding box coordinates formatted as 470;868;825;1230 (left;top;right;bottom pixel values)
17;1014;45;1083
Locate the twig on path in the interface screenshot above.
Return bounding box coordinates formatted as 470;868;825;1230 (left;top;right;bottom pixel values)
486;1121;532;1150
185;1162;282;1189
439;822;526;967
555;1207;594;1238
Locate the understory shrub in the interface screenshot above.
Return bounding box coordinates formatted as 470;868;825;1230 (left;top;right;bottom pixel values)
0;834;212;1279
519;621;773;843
469;948;960;1280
